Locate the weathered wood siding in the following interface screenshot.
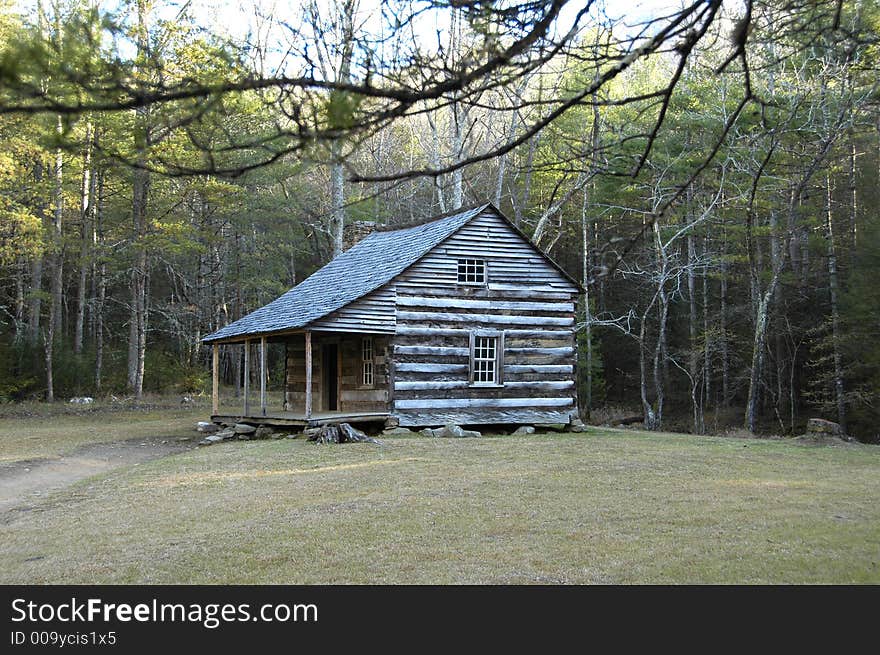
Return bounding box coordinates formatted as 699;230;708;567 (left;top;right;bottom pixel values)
395;210;579;294
285;333;390;413
339;333;390;412
391;208;580;426
309;285;396;333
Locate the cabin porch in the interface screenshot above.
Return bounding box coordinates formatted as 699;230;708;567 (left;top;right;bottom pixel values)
210;410;390;429
208;328;391;425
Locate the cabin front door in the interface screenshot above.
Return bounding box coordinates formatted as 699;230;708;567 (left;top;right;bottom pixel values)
322;344;339;411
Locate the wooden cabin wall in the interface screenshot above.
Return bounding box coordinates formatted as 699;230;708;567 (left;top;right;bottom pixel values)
395;210;578;292
284;333;390;414
338;334;390;412
391;209;579;426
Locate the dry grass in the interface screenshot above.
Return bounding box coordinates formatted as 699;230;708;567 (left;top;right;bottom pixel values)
1;423;879;584
0;411;200;462
0;391;281;462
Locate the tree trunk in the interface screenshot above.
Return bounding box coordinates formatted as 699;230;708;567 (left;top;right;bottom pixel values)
825;173;846;431
330;157;345;256
45;115;63;400
639;295;658;430
328;0;355;256
27;158;45;343
50;115;63;340
14;258;25;342
28;255;44;343
849;134;857;249
234;231;242;398
28;3;49;344
746;285;774;433
447;9;465;211
701;232;711;427
128;166;149;398
450;101;464;210
87;140;99;344
653;286;668;429
746;199;789;433
494;142;509;208
744;180;769;432
687;228;701;433
44;329;54;402
720;224;729;407
789;340;799;433
128;0;151;399
74;121;93;355
655;222;669;422
495;76;531;208
94;169;105;391
581;189;592;415
769;209;786;427
428;115;446;212
635;216;674;431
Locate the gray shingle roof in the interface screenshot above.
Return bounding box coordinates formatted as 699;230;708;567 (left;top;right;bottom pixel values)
202;204;490;343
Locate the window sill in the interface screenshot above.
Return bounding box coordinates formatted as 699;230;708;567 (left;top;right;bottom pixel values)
468;383;505;389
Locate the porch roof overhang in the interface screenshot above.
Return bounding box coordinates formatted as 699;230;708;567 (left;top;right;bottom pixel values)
204;324;396;346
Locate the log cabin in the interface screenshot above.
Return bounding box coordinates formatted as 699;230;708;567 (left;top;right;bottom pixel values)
203;203;582;429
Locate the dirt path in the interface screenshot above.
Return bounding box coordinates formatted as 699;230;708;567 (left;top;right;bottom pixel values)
0;436;195;514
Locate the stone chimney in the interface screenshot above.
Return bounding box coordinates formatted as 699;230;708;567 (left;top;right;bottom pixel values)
343;220;379;250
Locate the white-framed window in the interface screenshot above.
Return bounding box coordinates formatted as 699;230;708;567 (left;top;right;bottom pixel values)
469;330;504;386
362;337;374;386
457;258;486;284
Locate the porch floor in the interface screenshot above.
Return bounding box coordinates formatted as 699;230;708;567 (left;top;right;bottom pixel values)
211;410;390;428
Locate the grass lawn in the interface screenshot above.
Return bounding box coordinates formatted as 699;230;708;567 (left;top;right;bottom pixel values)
0;391;261;462
0;410;200;462
1;420;879;584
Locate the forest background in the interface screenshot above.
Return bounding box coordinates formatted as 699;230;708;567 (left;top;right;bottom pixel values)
1;0;878;441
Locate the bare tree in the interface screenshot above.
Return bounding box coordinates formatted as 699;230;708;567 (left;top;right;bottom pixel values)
305;0;360;256
128;0;152;398
74;120;94;355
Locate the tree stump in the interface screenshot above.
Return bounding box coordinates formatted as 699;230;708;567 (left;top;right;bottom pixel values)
307;423;382;445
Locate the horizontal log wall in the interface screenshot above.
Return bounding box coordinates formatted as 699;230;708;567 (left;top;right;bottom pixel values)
397;409;576;425
391;208;579;427
395;326;573;339
395;397;573;409
396;310;573;327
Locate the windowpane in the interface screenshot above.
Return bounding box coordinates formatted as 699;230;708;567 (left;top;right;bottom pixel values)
362;338;373;386
457;258;486;284
472;335;497;384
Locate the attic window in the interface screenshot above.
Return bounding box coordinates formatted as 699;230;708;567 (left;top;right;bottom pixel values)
457;258;486;284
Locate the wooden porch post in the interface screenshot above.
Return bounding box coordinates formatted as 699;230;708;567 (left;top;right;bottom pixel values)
243;339;250;416
305;331;312;419
260;336;267;416
212;344;219;415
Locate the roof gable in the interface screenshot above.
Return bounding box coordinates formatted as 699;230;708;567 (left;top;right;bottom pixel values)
202;204;489;342
203;202;580;343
